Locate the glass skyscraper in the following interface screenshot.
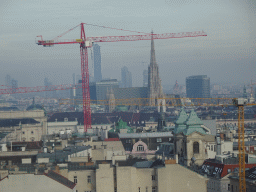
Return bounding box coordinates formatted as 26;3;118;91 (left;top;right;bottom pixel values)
186;75;210;98
93;44;102;82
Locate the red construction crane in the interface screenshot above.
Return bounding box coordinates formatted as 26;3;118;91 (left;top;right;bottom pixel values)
36;23;207;132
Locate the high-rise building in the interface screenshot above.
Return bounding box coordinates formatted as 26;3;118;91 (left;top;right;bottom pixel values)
5;75;11;87
186;75;210;98
143;69;148;87
147;31;164;108
121;66;132;88
93;44;102;82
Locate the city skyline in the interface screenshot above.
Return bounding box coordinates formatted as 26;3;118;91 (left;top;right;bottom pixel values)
0;0;255;88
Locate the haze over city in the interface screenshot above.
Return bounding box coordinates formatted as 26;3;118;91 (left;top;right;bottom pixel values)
0;0;255;88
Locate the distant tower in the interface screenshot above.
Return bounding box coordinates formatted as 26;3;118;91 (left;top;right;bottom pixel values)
121;66;132;88
243;85;247;99
173;80;180;94
93;44;102;82
11;79;18;89
157;104;166;132
5;75;11;87
143;69;148;87
106;88;115;113
147;31;165;111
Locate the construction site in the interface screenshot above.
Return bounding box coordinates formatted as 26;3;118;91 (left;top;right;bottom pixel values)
0;22;256;192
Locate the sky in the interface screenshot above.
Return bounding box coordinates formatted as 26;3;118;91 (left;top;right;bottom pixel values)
0;0;255;90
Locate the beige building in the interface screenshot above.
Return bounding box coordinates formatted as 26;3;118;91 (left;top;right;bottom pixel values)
0;110;47;142
0;172;76;192
86;141;126;161
55;160;208;192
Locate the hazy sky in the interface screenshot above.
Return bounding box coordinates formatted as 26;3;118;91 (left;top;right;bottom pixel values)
0;0;255;89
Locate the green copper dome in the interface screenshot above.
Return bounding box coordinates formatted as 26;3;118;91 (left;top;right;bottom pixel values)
174;108;188;134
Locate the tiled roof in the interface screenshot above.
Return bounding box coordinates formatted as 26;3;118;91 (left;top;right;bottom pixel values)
44;170;76;189
48;112;158;125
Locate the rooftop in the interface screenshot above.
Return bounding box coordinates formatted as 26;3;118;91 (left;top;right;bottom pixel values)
44;170;76;189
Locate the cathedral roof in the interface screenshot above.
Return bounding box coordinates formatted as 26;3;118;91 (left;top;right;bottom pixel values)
175;108;188;125
185;109;203;126
173;108;187;134
174;108;206;136
183;109;206;135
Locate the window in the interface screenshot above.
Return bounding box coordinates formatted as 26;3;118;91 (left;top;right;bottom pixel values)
146;187;148;192
152;175;156;180
138;187;140;192
152;186;157;192
157;138;162;142
87;176;91;183
214;145;216;152
114;187;117;192
169;138;172;141
22;131;25;134
31;131;34;134
227;169;231;173
228;184;230;191
74;176;77;183
126;139;131;143
193;142;199;154
137;145;144;151
231;185;233;192
211;145;213;151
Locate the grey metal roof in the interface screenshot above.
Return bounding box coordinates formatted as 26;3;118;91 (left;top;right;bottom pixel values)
119;132;173;139
133;161;153;168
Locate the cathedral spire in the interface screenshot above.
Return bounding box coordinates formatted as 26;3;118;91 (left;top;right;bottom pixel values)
150;30;157;66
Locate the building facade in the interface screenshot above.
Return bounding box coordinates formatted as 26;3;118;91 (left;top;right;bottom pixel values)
121;66;132;88
186;75;210;98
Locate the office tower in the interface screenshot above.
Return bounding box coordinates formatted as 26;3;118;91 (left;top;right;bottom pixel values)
121;66;132;88
186;75;210;98
93;44;102;82
143;69;148;87
5;75;11;87
76;75;81;84
11;79;18;94
11;79;18;89
148;31;164;106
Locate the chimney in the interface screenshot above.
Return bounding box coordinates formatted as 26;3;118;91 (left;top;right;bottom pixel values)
112;155;115;165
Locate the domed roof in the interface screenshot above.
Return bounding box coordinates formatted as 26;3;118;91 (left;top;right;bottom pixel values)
26;104;45;111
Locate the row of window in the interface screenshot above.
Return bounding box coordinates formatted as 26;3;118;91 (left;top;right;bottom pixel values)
22;131;34;134
74;176;91;184
126;138;172;144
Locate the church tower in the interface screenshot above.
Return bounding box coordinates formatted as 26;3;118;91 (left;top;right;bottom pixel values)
147;31;165;112
106;88;115;113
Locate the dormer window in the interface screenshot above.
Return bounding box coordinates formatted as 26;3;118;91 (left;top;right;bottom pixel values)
137;145;144;151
